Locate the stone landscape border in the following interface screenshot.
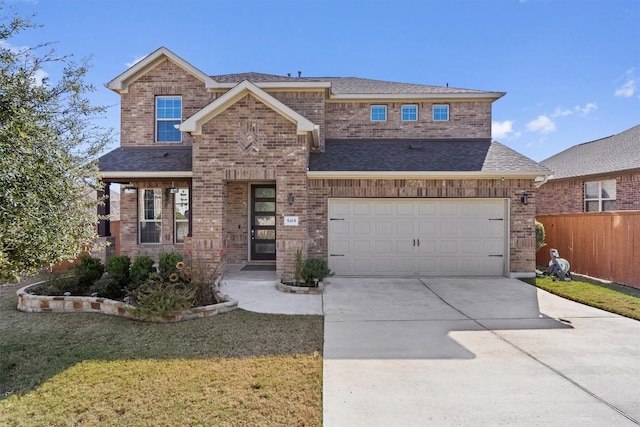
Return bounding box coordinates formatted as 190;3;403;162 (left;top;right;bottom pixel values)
16;281;238;323
276;281;324;294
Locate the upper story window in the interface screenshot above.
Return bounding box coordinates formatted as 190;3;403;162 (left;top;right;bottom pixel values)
401;105;418;121
156;96;182;142
433;104;449;121
584;180;616;212
370;105;387;122
139;189;162;243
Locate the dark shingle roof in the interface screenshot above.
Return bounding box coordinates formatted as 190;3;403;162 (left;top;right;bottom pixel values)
309;140;549;173
541;125;640;180
98;146;192;172
210;73;499;96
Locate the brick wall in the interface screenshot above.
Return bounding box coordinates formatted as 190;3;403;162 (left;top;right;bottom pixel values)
118;179;191;261
325;101;492;140
120;59;216;146
225;182;248;263
536;171;640;215
269;91;326;149
191;94;308;278
308;178;537;274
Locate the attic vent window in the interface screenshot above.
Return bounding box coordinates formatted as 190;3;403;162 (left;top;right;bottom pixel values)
409;144;424;151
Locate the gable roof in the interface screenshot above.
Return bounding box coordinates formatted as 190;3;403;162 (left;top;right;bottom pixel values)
308;140;549;178
541;125;640;180
106;47;218;93
180;80;319;144
98;146;192;179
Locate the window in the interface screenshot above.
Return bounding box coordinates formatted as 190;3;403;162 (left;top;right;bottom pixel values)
433;104;449;121
584;180;616;212
174;188;189;243
156;96;182;142
401;105;418;121
139;189;162;243
370;105;387;122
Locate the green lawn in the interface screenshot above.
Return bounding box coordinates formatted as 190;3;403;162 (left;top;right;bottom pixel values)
533;275;640;320
0;280;324;426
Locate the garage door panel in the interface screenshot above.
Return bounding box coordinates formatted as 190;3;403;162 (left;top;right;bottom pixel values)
328;199;507;277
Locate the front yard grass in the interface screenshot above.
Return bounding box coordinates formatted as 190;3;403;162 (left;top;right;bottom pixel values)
0;280;323;426
533;276;640;321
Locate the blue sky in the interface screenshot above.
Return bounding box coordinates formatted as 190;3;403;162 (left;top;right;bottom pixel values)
5;0;640;161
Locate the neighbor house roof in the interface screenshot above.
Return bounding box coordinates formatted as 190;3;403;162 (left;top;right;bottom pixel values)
541;125;640;180
98;146;192;179
308;140;550;178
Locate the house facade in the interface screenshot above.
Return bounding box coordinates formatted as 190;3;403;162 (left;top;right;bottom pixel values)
98;47;549;280
536;125;640;215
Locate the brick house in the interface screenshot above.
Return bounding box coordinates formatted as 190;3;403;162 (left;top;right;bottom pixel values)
98;47;550;280
536;125;640;215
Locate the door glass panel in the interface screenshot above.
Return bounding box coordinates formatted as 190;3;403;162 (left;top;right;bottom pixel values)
255;188;276;198
255;215;275;226
256;229;276;240
255;201;276;212
255;243;276;253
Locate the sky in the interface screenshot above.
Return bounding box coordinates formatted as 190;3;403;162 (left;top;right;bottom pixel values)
4;0;639;162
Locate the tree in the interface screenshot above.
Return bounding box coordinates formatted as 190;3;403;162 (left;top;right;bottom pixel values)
0;9;113;282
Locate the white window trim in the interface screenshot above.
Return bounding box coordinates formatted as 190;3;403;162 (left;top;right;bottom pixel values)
156;96;183;143
139;188;162;244
370;105;387;122
401;104;418;122
584;179;616;212
433;104;449;121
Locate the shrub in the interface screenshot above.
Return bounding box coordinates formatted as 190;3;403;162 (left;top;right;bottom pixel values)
90;272;125;300
129;255;155;291
106;255;131;279
74;255;104;288
302;258;333;284
130;276;195;319
535;221;546;252
159;252;184;281
294;248;304;285
34;273;82;296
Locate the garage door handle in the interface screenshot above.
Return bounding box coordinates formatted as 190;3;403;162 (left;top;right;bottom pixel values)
417;239;420;247
488;254;503;257
330;218;345;221
413;239;416;247
488;218;504;221
329;254;345;257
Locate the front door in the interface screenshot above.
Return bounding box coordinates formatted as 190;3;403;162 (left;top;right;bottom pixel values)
250;184;276;260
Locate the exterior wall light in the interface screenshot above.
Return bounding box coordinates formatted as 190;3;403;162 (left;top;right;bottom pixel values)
288;193;295;205
520;193;530;205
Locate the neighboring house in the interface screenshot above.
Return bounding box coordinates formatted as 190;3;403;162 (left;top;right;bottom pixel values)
98;47;549;280
536;125;640;214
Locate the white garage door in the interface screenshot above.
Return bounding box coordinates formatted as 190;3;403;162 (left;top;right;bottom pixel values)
328;199;508;276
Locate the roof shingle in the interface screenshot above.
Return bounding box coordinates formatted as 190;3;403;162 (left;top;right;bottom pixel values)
98;146;192;173
541;125;640;180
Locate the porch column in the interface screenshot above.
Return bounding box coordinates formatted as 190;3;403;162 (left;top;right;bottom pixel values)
97;182;111;237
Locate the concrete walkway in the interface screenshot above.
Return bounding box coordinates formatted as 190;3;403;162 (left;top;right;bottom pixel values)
323;277;640;427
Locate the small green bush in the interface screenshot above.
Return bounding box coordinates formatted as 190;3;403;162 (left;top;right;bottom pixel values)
35;273;82;296
129;255;155;291
74;255;104;288
302;258;333;284
91;272;126;300
131;277;195;319
106;255;131;278
535;221;546;252
159;252;184;281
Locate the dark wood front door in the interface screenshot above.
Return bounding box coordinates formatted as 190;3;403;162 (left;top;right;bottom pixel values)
250;184;276;260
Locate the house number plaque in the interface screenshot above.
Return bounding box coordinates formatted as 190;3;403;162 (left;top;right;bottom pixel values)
284;216;299;226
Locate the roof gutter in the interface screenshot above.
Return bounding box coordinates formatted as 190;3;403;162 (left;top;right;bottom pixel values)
327;92;506;101
307;170;546;179
99;171;193;179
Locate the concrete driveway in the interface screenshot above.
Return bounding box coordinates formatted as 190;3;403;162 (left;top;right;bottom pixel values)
323;277;640;426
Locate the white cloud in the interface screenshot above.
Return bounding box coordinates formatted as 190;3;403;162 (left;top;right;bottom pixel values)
551;107;572;118
32;69;48;86
126;55;147;68
575;102;597;116
526;115;556;134
614;68;637;97
492;120;522;140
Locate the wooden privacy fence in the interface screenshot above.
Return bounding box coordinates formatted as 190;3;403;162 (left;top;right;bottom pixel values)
536;212;640;288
